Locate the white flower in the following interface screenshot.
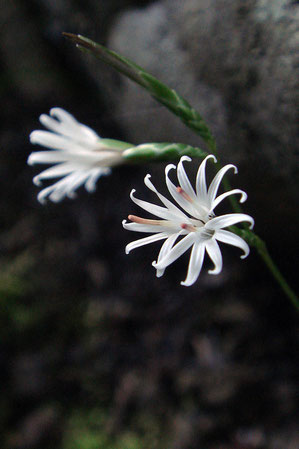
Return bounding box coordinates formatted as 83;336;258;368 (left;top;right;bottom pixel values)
28;108;132;203
122;155;254;286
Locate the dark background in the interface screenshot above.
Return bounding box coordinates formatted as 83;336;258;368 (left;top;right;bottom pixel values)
0;1;298;448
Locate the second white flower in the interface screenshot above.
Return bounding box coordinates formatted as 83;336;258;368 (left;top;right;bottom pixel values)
28;108;133;203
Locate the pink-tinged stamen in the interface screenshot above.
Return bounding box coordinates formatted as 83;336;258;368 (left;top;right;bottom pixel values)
128;215;163;226
181;223;197;232
176;186;193;203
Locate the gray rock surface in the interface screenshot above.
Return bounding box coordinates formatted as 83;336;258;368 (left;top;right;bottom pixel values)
107;0;298;183
108;3;228;152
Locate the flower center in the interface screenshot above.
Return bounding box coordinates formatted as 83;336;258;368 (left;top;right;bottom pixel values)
180;221;215;238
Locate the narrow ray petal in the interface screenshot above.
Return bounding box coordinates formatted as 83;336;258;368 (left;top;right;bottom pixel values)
64;171;93;198
181;241;205;286
205;239;223;274
207;164;237;206
37;186;56;204
195;155;216;201
125;232;168;254
215;229;250;258
155;233;181;277
144;174;187;218
27;151;71;165
37;177;70;203
206;213;254;230
211;189;247;211
30;131;87;153
49;108;89;137
37;171;90;203
123;219;174;234
177;156;197;201
40;114;92;143
130;189;183;221
50;108;100;143
153;232;195;270
33;162;77;185
39;114;73;138
28;149;109;166
43;174;80;202
165;164;198;217
48;108;100;145
84;168;109;192
76;123;102;143
50;107;78;126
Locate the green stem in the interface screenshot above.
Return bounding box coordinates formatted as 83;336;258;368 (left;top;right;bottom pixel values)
210;139;298;309
231;227;299;309
255;237;299;309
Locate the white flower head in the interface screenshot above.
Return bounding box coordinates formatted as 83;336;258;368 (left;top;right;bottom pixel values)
28;108;132;203
123;155;254;286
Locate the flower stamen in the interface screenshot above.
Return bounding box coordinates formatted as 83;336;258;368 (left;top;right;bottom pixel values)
128;215;163;226
176;186;193;203
181;223;197;232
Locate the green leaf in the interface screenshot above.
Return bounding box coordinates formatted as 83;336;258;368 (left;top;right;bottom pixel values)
63;33;217;150
63;33;146;87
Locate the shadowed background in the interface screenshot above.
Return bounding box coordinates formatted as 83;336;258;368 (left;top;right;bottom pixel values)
0;1;298;448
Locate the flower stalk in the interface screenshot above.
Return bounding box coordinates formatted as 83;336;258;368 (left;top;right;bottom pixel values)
231;227;299;309
123;143;208;162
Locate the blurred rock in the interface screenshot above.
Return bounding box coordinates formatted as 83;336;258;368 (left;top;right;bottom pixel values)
9;406;60;449
234;427;266;448
0;0;64;101
11;353;49;397
107;0;298;196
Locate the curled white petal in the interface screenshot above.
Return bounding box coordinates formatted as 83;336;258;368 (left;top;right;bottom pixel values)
205;239;223;275
177;156;197;201
125;232;168;254
215;229;250;259
144;174;187;219
122;219;177;234
181;241;205;286
47;108;100;144
129;189;184;222
206;213;254;230
30;130;91;153
207;164;237;205
155;233;181;277
84;168;110;192
153;233;195;271
165;164;199;218
211;189;247;211
28;151;74;165
195;155;217;202
33;162;78;184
